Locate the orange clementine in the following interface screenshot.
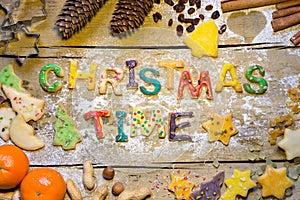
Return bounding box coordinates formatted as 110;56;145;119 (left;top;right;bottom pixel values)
0;144;29;189
20;168;66;200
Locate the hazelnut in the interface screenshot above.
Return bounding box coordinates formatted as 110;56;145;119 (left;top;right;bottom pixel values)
112;182;124;196
102;166;115;180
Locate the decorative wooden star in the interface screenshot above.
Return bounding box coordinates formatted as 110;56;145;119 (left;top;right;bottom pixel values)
168;172;194;200
220;169;256;199
257;165;294;199
278;128;300;160
202;113;238;145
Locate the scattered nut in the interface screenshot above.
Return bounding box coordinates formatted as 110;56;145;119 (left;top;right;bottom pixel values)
102;166;115;180
91;184;109;200
83;160;96;190
112;182;125;196
66;179;83;200
116;186;152;200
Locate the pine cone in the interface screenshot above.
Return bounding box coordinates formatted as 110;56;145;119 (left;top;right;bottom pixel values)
110;0;154;35
55;0;106;39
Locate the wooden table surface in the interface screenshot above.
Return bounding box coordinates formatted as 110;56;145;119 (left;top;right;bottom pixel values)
0;0;299;199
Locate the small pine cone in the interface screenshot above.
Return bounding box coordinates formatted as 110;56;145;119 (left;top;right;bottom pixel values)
110;0;154;35
55;0;107;39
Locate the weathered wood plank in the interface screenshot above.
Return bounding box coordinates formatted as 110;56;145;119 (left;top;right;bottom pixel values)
0;47;299;166
1;163;300;199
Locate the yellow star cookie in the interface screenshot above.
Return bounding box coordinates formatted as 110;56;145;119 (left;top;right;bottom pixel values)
168;172;194;200
202;113;238;145
278;128;300;160
220;169;256;200
257;165;294;199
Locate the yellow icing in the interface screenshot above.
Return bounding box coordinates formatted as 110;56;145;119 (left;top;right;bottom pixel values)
168;173;194;200
184;19;218;58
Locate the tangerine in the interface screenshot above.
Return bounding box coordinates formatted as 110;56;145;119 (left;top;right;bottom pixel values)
20;168;67;200
0;144;29;189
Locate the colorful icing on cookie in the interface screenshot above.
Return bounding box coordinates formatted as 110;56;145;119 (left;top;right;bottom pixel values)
0;107;16;141
0;65;28;93
54;103;82;150
68;60;97;90
158;60;184;89
0;83;7;103
278;128;300;160
257;165;294;199
139;68;161;95
169;112;193;141
268;114;295;145
84;110;110;139
131;108;165;138
115;110;128;142
202;113;238;145
220;169;256;200
10;114;45;151
2;85;45;122
215;63;243;93
178;71;213;99
243;65;268;94
39;64;65;92
190;171;224;200
99;66;124;95
126;60;139;89
168;172;194;200
184;19;219;58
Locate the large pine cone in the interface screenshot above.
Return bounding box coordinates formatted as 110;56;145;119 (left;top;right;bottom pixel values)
55;0;106;39
110;0;154;35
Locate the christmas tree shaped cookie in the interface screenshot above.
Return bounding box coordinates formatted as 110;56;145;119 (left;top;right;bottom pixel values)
0;65;28;93
190;171;224;200
54;103;82;150
220;169;256;200
2;85;45;122
184;19;219;58
168;172;194;200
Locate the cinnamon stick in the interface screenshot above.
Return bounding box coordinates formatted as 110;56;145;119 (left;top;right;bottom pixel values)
271;12;300;32
276;0;300;10
290;31;300;45
272;6;300;19
221;0;289;13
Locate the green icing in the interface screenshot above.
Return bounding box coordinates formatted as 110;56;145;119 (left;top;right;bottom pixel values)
0;65;28;93
53;103;82;150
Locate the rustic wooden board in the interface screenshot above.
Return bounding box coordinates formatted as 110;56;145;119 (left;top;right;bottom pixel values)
0;0;299;199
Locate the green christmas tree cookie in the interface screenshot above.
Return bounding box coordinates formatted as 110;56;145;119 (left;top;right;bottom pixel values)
54;103;82;150
0;65;28;93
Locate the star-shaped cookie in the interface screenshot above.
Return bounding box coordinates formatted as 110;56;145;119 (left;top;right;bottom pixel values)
202;113;238;145
257;165;294;199
220;169;256;199
278;128;300;160
168;172;194;200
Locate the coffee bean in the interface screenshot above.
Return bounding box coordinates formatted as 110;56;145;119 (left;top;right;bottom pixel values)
176;25;184;36
154;0;160;4
218;24;227;34
153;12;162;23
168;19;173;26
186;24;195;33
174;4;185;13
195;0;201;9
211;10;220;19
188;7;195;15
178;14;185;22
164;0;174;6
189;0;195;6
199;14;205;20
205;4;213;11
192;18;200;25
